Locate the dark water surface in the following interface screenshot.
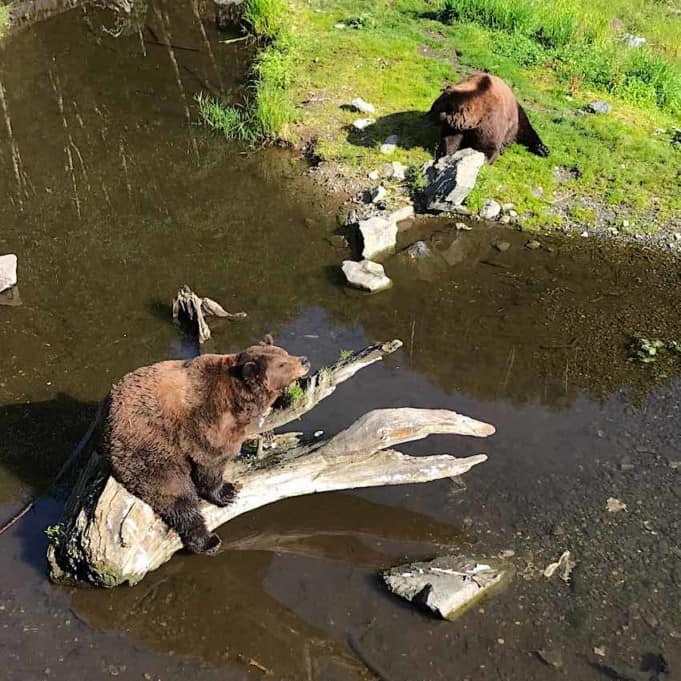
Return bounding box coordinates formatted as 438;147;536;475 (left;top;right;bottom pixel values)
1;3;681;680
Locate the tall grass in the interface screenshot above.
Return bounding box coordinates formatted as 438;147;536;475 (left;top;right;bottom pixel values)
0;4;11;39
437;0;681;115
242;0;289;42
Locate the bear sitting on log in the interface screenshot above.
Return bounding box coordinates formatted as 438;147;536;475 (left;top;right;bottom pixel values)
103;336;310;555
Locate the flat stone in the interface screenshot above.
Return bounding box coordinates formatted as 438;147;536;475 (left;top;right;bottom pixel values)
525;240;541;250
342;259;392;292
455;222;472;231
422;148;486;212
383;555;507;621
351;97;375;114
479;199;501;220
380;134;399;154
587;101;611;115
389;204;414;224
352;118;375;130
0;254;18;293
493;241;511;252
359;215;398;259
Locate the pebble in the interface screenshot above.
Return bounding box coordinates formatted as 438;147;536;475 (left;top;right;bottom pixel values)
493;241;511;252
351;97;375;114
580;230;589;237
368;170;380;181
455;222;472;231
525;240;541;250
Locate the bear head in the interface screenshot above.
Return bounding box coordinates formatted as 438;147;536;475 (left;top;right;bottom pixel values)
234;335;310;396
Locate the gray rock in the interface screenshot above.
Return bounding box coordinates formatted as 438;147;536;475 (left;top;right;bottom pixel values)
342;259;392;292
389;204;415;225
502;202;515;212
352;118;375;130
587;101;611;115
0;254;18;293
405;241;431;259
391;161;407;181
350;97;375;114
327;234;349;249
620;33;646;48
479;199;501;220
371;185;388;204
380;134;399;154
359;216;398;259
493;241;511;252
526;240;542;250
383;555;507;621
422;148;486;212
455;222;472;231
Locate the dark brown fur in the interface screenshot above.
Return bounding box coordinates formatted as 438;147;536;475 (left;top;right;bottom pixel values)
103;337;310;554
428;72;549;163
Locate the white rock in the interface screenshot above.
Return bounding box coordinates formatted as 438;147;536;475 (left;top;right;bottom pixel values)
352;118;375;130
580;230;589;238
502;202;515;212
380;134;399;155
371;185;388;204
455;222;472;231
423;148;486;211
383;555;508;621
389;204;414;224
334;22;346;29
351;97;375;114
359;215;397;259
479;199;501;221
0;254;18;293
368;170;380;181
342;260;392;293
391;161;407;181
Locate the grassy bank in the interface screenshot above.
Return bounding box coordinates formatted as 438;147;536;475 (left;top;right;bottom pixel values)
201;0;681;232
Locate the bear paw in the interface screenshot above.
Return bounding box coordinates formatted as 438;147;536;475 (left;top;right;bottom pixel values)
533;143;550;158
210;481;240;507
187;532;222;555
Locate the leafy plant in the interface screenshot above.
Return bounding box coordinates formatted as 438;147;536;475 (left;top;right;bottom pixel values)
44;524;63;546
628;334;681;363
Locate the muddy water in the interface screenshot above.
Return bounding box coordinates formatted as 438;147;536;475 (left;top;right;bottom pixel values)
1;3;681;680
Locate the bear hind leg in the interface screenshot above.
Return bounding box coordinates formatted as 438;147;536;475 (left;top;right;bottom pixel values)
161;493;222;555
191;461;239;508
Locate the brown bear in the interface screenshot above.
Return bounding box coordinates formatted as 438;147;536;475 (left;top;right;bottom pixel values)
103;336;310;555
428;72;549;163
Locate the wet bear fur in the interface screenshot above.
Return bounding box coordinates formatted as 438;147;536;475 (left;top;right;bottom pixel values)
428;72;549;163
103;336;310;555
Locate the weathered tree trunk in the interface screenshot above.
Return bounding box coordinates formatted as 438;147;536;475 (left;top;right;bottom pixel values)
47;340;495;587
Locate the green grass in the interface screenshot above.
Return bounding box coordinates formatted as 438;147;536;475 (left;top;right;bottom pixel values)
204;0;681;232
0;4;11;39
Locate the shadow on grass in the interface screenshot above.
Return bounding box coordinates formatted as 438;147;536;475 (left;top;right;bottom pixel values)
346;110;440;155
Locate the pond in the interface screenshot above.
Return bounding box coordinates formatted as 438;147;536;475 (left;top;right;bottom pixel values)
1;2;680;680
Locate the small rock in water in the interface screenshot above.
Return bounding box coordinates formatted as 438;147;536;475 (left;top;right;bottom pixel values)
327;234;349;249
380;134;399;154
422;148;486;212
479;199;501;220
535;648;564;670
371;185;388;204
606;497;627;513
0;254;18;293
543;550;575;582
455;222;472;231
587;101;611;115
382;555;508;621
359;215;398;259
352;118;375;130
351;97;375;114
405;241;431;260
493;241;511;252
391;161;407;181
525;240;541;250
342;259;392;293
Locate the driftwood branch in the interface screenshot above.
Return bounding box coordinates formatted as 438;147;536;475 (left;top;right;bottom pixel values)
47;340;495;587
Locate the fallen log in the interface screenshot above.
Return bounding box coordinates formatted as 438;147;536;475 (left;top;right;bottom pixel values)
47;339;495;587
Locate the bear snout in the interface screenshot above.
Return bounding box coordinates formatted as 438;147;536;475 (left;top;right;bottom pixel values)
299;356;311;373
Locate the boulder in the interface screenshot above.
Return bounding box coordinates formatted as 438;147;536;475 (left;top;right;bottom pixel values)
342;260;392;293
479;199;501;220
383;555;508;621
359;216;397;259
587;101;611;115
422;149;486;212
0;254;18;293
351;97;375;114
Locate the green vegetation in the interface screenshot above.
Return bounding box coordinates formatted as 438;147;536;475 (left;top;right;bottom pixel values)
339;348;353;360
44;524;63;546
201;0;680;231
629;334;681;363
0;4;11;39
282;381;305;403
196;0;295;141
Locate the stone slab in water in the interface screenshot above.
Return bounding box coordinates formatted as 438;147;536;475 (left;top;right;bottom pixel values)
0;254;18;293
359;216;397;260
383;554;508;620
342;259;392;292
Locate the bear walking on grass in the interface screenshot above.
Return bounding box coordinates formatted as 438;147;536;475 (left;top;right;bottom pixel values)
103;337;310;555
428;72;549;163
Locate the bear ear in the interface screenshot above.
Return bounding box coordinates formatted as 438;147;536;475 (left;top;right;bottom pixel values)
260;334;274;346
241;361;260;383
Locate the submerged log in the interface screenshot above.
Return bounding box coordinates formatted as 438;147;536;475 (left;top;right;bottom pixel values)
47;339;495;587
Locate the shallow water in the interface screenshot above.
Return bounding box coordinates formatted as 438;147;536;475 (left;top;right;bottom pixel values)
1;3;681;680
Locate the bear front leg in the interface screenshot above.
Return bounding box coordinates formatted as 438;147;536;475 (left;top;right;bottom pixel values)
161;495;222;555
192;461;239;507
438;130;464;158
